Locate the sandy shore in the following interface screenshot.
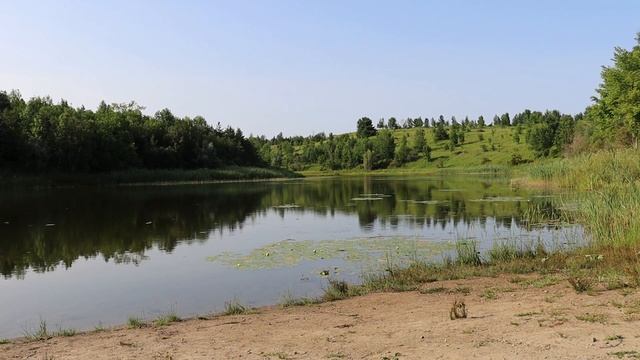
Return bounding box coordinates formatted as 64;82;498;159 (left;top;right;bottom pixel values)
4;275;640;359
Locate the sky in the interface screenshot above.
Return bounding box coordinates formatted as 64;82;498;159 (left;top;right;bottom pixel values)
1;1;639;137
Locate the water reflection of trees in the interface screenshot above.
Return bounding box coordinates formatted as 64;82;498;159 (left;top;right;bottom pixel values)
0;177;561;278
0;185;269;278
266;177;546;230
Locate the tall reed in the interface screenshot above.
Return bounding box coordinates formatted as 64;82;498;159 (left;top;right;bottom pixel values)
527;149;640;247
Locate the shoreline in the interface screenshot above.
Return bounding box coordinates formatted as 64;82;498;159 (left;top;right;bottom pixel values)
4;274;640;359
0;166;302;187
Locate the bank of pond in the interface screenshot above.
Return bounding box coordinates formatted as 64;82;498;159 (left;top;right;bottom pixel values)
1;150;638;340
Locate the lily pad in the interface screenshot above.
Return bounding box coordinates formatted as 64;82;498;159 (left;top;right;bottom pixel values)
207;237;453;270
470;196;528;202
273;204;301;209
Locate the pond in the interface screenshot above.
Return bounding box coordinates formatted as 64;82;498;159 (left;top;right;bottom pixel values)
0;175;581;338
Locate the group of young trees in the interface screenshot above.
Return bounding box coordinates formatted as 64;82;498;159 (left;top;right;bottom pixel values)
254;108;581;172
512;110;578;157
254;122;433;171
375;114;500;130
0;91;262;172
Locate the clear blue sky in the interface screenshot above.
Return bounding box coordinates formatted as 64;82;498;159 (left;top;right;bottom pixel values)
1;1;638;136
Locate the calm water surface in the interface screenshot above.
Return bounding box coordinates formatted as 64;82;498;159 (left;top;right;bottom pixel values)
0;175;580;338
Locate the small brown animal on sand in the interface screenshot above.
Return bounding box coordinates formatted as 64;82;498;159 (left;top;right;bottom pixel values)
450;299;467;320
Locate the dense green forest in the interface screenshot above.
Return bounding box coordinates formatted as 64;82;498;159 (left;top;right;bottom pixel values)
1;34;638;177
0;93;263;173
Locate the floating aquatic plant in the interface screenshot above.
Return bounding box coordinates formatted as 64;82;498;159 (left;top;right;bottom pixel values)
207;237;453;270
273;204;301;209
469;196;527;202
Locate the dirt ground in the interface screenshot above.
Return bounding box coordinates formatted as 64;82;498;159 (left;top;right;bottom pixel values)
4;274;640;360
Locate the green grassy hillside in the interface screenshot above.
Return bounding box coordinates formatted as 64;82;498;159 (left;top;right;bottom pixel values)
393;127;532;169
294;126;534;176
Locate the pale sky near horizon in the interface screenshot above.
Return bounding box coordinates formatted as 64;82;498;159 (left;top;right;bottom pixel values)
1;1;639;137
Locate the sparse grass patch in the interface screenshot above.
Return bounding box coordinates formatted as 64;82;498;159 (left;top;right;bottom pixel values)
610;350;640;359
576;313;608;324
611;301;624;309
0;339;10;345
626;301;640;313
127;316;145;329
480;288;497;300
326;352;346;359
419;286;447;294
544;294;562;303
154;312;181;326
515;311;542;317
622;300;640;319
522;275;561;288
381;353;402;360
323;279;352;301
456;240;482;266
279;293;320;308
568;275;595;293
488;241;542;263
265;352;292;360
223;298;248;315
452;286;471;295
23;319;50;341
55;328;76;337
601;270;629;290
620;288;635;297
606;335;625;341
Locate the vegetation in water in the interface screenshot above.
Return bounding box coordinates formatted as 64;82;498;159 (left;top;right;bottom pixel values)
0;176;556;278
207;237;454;271
22;319;50;341
525;150;640;247
223;298;248;315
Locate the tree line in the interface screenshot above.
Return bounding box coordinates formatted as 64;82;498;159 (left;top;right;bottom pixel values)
253;110;579;171
2;33;637;174
0;92;262;173
254;32;640;172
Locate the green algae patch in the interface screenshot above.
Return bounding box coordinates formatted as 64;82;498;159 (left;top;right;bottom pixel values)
207;237;453;270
